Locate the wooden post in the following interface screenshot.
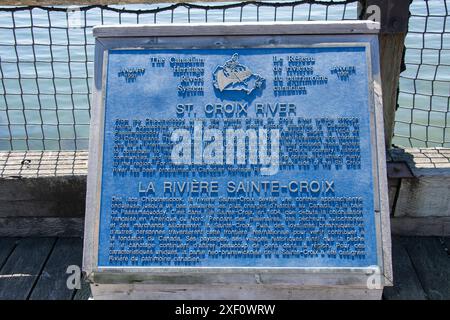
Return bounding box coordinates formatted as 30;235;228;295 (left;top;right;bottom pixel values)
358;0;411;149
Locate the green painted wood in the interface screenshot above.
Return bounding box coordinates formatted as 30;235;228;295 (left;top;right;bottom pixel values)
29;238;83;300
0;238;19;269
383;236;427;300
401;236;450;300
0;237;56;300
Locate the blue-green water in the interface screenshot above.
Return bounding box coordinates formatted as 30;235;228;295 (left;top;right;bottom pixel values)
0;1;449;149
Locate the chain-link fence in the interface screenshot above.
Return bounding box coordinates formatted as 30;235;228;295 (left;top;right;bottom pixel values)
0;1;448;150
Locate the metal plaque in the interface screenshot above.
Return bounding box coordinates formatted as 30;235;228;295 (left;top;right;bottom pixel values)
84;22;391;291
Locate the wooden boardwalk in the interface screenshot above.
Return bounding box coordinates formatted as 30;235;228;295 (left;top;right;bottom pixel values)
0;236;449;300
383;236;450;300
0;237;90;300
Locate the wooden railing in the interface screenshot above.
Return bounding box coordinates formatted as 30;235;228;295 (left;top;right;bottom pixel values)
1;147;449;237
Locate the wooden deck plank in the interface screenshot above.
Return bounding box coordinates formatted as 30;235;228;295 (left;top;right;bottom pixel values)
0;238;56;300
29;238;83;300
401;236;450;300
383;236;427;300
0;238;19;270
73;275;92;300
0;236;448;300
0;217;84;237
442;237;450;254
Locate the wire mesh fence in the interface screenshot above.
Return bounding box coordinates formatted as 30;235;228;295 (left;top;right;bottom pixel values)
0;1;448;150
393;0;450;148
0;0;359;150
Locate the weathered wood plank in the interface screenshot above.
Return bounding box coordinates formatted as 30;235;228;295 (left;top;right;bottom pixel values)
442;237;450;254
30;238;83;300
0;238;19;269
0;177;86;202
395;177;450;218
73;275;92;300
90;283;382;300
93;21;380;38
2;149;447;222
359;1;411;148
379;33;407;147
391;217;450;236
389;147;450;177
387;162;414;179
0;237;56;300
0;176;86;219
0;201;84;218
388;177;400;215
0;218;84;237
382;236;427;300
359;0;410;34
401;237;450;300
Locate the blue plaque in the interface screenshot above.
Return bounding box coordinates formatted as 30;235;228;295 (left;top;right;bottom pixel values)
96;46;377;268
84;23;392;297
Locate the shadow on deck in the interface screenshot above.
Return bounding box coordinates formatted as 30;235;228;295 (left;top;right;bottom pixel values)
0;236;449;300
0;237;90;300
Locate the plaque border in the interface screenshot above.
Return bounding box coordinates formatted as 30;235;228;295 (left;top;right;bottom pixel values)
83;22;392;289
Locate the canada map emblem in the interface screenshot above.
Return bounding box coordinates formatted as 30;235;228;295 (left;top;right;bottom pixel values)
213;53;265;94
